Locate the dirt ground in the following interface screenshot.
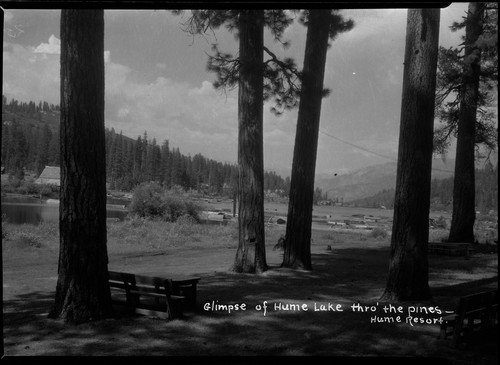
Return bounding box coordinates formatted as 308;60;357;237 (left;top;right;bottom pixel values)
2;225;498;362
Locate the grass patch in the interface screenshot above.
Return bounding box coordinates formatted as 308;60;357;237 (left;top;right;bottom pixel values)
2;218;290;255
2;221;59;250
106;217;240;252
318;231;370;243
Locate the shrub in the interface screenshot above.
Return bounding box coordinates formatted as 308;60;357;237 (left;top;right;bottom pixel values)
163;194;187;222
1;182;16;194
8;173;23;188
174;214;204;236
129;182;165;218
129;182;202;223
1;214;8;240
369;227;388;239
176;214;199;226
183;200;202;222
17;231;42;248
37;221;59;240
17;180;41;195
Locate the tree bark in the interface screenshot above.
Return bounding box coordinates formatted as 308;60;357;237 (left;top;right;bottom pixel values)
233;10;267;273
382;9;440;301
282;10;331;270
448;3;484;244
49;9;112;323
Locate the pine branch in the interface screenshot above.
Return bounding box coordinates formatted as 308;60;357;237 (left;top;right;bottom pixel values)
263;46;301;89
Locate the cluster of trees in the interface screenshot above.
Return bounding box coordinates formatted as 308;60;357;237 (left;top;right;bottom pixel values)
349;188;396;209
2;95;60;118
104;128;289;195
50;5;497;323
183;9;354;273
2;115;60;177
2;96;290;196
383;3;498;301
428;168;500;214
106;129;237;193
49;8;354;322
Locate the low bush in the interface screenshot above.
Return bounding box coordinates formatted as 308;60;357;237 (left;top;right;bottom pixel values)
129;182;165;218
1;214;8;240
369;227;388;239
176;214;199;226
37;221;59;241
1;177;59;199
17;231;42;248
16;179;40;196
129;182;202;223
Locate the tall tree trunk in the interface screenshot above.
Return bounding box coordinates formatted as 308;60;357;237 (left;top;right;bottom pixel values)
382;9;440;301
282;10;331;270
233;10;267;273
448;3;484;244
49;9;112;323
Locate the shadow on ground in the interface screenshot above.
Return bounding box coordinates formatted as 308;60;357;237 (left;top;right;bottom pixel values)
2;246;497;362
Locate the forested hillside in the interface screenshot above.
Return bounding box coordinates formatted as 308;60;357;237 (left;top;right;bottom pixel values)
349;164;498;212
1;96;289;196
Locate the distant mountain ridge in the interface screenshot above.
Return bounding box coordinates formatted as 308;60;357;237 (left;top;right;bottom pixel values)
315;156;497;202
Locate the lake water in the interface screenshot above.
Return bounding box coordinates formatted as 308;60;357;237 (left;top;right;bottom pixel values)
1;196;129;225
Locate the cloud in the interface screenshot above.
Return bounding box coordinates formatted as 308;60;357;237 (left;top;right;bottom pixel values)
3;42;60;104
103;68;297;165
32;35;113;62
103;63;241;161
339;9;407;44
34;34;61;54
4;36;115;105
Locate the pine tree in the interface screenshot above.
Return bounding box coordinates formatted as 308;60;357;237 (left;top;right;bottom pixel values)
133;135;143;183
1;122;11;170
48;128;60;166
36;124;52;175
382;8;440;301
447;3;496;243
50;9;112;324
282;10;353;270
160;139;171;187
8;119;28;174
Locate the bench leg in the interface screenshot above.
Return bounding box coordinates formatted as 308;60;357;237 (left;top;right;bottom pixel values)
176;284;197;310
452;320;464;348
438;325;446;339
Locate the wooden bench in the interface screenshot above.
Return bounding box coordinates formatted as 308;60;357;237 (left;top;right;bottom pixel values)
108;271;200;320
170;277;201;310
428;242;471;258
439;289;498;347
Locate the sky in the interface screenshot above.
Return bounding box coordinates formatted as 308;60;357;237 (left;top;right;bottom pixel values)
2;4;471;177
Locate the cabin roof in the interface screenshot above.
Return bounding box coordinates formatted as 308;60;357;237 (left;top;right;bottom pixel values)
38;166;60;180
